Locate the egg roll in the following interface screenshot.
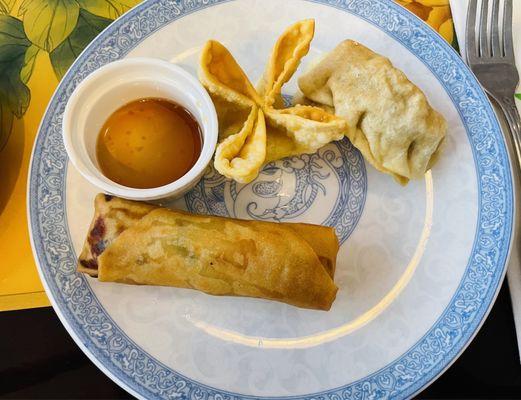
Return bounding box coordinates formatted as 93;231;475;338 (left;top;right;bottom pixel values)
78;194;339;310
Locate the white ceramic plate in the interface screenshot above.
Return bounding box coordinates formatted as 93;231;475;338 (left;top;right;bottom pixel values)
28;1;514;398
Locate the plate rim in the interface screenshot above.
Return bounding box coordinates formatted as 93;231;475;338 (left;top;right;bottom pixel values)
27;0;514;399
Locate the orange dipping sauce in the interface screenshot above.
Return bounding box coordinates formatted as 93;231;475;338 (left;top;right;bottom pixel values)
96;98;202;189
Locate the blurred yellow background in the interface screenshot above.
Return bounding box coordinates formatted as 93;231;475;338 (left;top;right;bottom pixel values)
0;0;454;311
397;0;455;44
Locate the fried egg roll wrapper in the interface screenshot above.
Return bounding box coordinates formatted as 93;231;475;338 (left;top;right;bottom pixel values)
97;207;338;310
77;196;339;277
77;194;156;276
79;194;339;310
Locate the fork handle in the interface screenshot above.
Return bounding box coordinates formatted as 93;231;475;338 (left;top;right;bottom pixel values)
498;96;521;165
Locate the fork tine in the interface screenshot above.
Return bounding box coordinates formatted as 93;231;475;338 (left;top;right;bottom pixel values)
479;0;490;57
490;0;501;56
503;0;514;58
466;0;479;61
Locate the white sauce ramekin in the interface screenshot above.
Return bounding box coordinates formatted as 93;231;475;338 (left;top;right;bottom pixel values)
62;57;218;201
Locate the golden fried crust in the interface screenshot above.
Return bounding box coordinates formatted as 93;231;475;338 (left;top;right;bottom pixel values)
265;105;346;159
214;106;267;184
199;40;262;107
285;222;339;278
77;194;156;276
199;20;348;183
259;19;315;107
97;207;338;310
78;194;339;296
298;40;447;184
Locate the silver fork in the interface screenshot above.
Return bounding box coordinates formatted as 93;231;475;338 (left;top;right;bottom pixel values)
468;0;521;312
466;0;521;161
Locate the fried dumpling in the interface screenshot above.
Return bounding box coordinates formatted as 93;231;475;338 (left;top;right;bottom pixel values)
298;40;447;184
199;20;348;183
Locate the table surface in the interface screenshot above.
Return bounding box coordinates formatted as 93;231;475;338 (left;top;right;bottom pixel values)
1;281;520;399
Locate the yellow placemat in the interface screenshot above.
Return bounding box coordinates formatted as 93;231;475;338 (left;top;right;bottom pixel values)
0;0;141;312
0;0;452;312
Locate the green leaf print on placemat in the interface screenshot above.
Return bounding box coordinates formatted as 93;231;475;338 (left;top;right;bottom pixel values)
76;0;136;20
0;0;140;151
19;0;80;52
50;9;111;79
0;14;31;149
0;0;16;14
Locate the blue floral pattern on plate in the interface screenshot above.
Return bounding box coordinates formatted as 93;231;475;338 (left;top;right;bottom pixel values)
185;138;366;244
28;0;513;399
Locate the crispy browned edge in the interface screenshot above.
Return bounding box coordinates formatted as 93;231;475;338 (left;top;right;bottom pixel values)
77;194;157;276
